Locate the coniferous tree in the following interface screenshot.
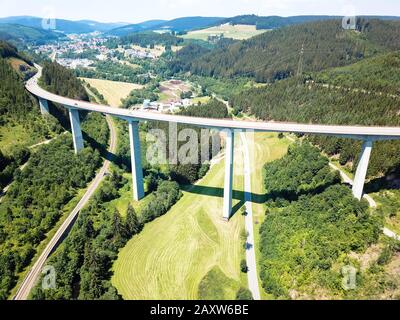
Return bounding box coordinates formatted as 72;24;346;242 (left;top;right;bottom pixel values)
125;204;141;237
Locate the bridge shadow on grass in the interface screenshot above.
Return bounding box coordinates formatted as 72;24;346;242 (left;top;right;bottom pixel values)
181;185;268;218
82;131;121;165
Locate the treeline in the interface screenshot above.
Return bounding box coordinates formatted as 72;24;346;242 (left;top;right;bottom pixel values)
173;19;400;83
260;144;382;299
230;76;400;178
122;81;159;108
312;51;400;96
188;75;253;101
107;31;184;49
76;61;151;85
180;98;229;119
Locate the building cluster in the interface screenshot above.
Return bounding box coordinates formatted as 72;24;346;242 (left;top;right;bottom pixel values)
124;48;155;59
56;58;95;69
140;98;192;113
34;32;113;68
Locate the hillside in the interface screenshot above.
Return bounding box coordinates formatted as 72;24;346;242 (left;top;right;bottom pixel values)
229;51;400;179
311;51;400;96
177;19;400;82
0;23;61;45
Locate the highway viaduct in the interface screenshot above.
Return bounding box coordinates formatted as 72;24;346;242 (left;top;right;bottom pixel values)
27;66;400;220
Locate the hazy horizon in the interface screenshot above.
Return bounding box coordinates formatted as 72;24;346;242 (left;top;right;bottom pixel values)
0;0;399;24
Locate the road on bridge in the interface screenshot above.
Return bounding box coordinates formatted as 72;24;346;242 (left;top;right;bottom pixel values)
14;115;117;300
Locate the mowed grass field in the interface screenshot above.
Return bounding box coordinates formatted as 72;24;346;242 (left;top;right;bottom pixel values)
80;78;143;107
111;132;291;300
112;137;246;300
181;24;267;41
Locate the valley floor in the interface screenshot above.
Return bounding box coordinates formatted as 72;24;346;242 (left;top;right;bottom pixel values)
111;132;291;299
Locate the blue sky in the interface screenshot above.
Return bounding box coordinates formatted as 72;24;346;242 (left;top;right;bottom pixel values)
0;0;399;23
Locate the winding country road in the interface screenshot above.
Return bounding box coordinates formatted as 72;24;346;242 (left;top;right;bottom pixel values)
240;132;261;300
13;115;117;300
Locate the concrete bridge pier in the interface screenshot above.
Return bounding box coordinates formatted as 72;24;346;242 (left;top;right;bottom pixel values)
223;129;235;221
39;98;50;115
352;139;373;200
128;120;145;201
68;108;84;154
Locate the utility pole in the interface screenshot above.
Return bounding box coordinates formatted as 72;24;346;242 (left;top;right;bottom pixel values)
296;43;304;78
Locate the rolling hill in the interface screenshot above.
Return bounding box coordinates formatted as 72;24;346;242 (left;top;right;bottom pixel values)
228;50;400;179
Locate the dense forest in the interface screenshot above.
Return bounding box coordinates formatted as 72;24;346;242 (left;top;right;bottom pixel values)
260;143;386;299
0;42;62;193
312;51;400;96
172;19;400;82
0;57;110;299
0;132;105;299
76;60;151;85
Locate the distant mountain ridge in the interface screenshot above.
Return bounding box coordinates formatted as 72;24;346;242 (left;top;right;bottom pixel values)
106;14;400;36
0;16;129;34
1;14;399;37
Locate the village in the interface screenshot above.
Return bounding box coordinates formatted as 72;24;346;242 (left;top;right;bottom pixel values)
33;32;162;69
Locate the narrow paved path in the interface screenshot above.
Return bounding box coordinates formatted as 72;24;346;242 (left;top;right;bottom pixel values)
240;132;261;300
14;115;117;300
